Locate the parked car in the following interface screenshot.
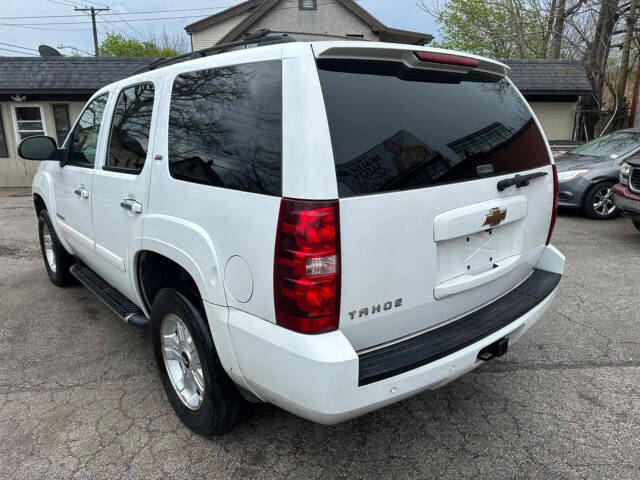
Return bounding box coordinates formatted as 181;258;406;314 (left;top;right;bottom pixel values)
18;35;564;435
556;129;640;219
613;157;640;231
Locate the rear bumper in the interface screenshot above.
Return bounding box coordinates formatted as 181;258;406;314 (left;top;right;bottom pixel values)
613;183;640;216
228;246;564;425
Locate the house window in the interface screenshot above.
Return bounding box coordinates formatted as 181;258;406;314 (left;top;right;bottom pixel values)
12;105;46;142
299;0;317;10
52;104;71;147
0;108;8;158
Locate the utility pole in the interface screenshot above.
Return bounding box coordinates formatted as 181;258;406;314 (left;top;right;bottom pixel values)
74;6;109;57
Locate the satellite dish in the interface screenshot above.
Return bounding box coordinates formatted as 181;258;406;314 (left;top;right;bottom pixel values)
38;45;63;57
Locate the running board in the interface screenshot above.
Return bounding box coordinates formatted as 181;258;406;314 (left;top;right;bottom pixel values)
70;263;149;329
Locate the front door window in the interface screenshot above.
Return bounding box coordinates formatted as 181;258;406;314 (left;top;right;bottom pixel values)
67;94;108;167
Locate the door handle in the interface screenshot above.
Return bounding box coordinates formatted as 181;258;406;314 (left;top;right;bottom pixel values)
74;187;89;199
120;198;143;213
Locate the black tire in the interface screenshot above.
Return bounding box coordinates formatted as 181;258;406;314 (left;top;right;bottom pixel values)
633;217;640;232
582;181;618;219
37;210;76;286
150;288;245;436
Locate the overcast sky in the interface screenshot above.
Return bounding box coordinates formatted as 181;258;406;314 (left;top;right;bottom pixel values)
0;0;439;57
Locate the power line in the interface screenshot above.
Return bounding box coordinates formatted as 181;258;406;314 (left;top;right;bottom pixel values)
1;14;225;26
0;46;38;56
98;15;138;40
75;6;109;56
83;0;109;8
110;10;144;39
0;22;92;31
0;6;230;19
0;41;38;52
58;44;94;55
47;0;85;7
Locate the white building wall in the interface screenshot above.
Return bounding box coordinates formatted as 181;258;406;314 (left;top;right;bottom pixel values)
190;0;377;48
0;101;85;187
529;101;578;141
250;0;377;42
191;11;252;50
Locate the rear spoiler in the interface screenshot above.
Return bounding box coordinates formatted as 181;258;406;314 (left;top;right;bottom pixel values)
312;43;509;78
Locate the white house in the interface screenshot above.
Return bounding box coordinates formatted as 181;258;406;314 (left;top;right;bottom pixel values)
184;0;434;48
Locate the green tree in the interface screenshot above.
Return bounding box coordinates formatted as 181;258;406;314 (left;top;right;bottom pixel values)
433;0;513;57
99;33;181;57
421;0;553;59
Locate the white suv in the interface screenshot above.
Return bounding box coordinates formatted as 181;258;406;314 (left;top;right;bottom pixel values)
21;36;565;435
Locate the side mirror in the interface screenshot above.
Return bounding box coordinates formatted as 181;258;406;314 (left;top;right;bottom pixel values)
18;136;60;161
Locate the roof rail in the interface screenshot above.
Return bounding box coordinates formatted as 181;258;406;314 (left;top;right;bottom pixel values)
133;29;295;74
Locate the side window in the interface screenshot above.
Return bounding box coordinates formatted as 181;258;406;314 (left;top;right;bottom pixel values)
168;60;282;196
67;94;108;167
105;83;155;174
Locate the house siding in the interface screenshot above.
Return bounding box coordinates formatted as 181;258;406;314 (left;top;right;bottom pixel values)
192;11;252;50
191;0;378;46
250;0;377;42
0;101;85;187
529;101;578;141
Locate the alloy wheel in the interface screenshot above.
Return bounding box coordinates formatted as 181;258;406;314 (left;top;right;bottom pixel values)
160;313;205;410
593;186;616;217
42;223;57;273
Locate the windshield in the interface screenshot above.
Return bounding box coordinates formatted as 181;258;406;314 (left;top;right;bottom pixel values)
317;60;550;197
569;132;640;158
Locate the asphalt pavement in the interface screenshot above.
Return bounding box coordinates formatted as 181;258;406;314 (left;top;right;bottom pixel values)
1;187;639;479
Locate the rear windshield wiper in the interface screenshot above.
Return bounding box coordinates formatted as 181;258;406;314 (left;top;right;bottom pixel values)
497;171;548;192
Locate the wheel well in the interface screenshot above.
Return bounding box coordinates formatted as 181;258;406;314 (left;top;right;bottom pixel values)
137;251;203;313
33;194;46;215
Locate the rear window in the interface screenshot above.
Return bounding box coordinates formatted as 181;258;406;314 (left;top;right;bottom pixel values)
317;60;550;197
168;60;282;196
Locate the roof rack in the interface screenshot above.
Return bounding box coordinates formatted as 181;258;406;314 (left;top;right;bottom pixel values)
133;29;295;74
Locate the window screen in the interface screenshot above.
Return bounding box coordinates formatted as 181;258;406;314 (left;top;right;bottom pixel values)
317;60;550;197
105;83;154;173
52;104;71;147
168;60;282;196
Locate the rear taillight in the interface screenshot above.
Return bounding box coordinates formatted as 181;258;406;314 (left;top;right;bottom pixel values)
414;51;479;68
546;164;558;245
274;198;340;334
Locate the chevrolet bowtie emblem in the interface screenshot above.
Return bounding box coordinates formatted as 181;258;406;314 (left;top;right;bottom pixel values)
483;207;507;227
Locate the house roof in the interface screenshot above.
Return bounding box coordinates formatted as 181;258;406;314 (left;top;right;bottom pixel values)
0;56;154;95
0;55;591;98
503;59;592;96
184;0;433;45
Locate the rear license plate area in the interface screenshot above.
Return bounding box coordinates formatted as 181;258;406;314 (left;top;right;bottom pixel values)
436;221;524;282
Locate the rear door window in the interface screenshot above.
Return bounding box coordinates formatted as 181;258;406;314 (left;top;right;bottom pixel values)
317;60;550;197
168;60;282;196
